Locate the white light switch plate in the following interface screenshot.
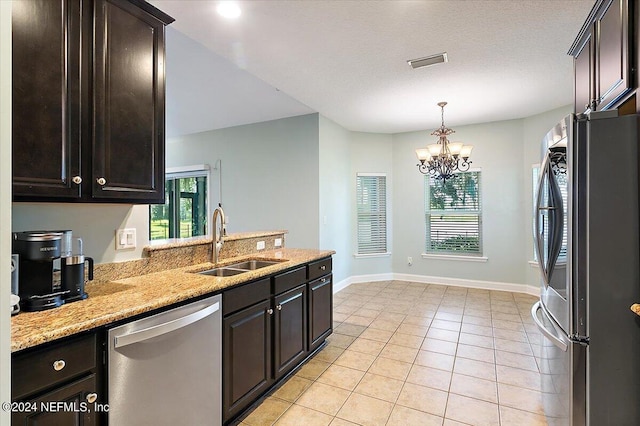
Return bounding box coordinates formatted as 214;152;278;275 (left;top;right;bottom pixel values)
116;228;136;250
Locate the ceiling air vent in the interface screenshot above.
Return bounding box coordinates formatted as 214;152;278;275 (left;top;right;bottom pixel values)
407;52;448;69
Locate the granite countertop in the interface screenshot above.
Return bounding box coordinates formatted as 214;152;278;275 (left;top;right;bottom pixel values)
631;304;640;316
11;248;334;353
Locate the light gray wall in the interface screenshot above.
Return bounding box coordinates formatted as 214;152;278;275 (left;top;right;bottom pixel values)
522;105;572;287
166;114;320;249
1;0;11;418
350;132;394;276
391;118;529;286
12;204;149;264
319;116;352;283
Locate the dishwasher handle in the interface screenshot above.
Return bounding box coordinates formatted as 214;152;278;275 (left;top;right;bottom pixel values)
114;301;220;349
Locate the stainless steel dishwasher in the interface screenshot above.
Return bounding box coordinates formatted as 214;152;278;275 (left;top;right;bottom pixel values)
108;294;221;426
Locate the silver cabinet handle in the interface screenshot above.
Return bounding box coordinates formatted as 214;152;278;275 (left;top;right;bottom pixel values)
53;360;66;371
113;301;220;349
531;301;568;352
96;177;107;186
321;278;327;283
86;393;98;404
276;305;282;311
72;176;82;185
320;265;326;271
267;308;274;315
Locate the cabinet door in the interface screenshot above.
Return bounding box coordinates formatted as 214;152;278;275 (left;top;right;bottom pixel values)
273;284;308;380
223;299;272;423
12;374;98;425
12;0;83;199
574;30;594;113
308;275;333;351
92;0;166;202
595;0;630;110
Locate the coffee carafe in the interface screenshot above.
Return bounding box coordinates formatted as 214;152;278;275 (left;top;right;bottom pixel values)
12;231;65;311
61;238;93;302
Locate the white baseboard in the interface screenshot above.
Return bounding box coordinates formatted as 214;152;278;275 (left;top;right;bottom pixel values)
333;273;539;297
332;273;393;294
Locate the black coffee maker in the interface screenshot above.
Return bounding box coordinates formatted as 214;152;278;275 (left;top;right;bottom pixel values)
12;231;65;311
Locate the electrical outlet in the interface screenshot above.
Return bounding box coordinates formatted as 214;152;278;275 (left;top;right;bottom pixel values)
408;256;413;266
257;240;266;250
274;238;282;247
116;228;136;250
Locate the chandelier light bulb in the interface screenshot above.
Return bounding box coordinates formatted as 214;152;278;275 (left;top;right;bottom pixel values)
448;142;463;156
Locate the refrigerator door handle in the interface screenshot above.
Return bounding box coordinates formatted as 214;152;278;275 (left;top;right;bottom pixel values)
534;155;551;285
531;301;568;352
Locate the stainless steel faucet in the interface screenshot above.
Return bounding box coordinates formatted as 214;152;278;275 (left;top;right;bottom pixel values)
212;206;226;264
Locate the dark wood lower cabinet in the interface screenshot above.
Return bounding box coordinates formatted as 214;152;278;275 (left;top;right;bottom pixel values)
12;374;98;426
273;284;308;380
223;299;273;423
308;274;333;351
222;257;334;425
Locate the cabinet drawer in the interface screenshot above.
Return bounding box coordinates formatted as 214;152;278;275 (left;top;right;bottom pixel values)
307;257;332;281
12;333;97;400
12;374;98;425
273;266;306;295
223;278;270;316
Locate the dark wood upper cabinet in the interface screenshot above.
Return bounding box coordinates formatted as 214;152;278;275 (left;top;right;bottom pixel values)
574;32;595;114
92;0;167;201
12;0;83;198
570;0;632;113
595;0;631;110
12;0;173;203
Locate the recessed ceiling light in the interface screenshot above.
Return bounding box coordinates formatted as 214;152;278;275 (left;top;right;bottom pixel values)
217;1;241;19
407;52;448;69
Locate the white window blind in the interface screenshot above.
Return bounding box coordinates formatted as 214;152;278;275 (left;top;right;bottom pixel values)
356;173;387;255
425;171;482;255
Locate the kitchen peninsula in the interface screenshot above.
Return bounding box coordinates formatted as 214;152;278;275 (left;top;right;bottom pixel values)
11;231;334;425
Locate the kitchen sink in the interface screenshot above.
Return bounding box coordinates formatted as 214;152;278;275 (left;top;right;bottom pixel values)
225;260;283;270
198;268;247;277
196;258;287;277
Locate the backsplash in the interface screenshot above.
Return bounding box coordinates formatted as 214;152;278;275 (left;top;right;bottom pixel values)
93;231;287;282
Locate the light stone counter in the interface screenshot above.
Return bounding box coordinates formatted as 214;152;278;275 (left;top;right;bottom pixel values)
11;248;334;352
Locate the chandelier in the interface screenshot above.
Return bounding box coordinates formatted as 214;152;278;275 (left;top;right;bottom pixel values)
415;102;473;182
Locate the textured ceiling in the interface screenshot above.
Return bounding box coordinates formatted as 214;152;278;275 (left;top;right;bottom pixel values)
152;0;595;135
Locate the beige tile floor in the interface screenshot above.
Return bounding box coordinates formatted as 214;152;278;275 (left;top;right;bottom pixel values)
238;281;547;426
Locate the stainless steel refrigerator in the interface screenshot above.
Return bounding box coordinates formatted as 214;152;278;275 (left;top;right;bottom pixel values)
532;111;640;425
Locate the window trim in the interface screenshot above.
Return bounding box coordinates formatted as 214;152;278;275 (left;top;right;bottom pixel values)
355;172;389;256
424;169;483;257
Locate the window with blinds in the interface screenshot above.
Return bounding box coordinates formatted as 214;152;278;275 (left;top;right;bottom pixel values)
356;173;388;255
425;171;482;255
